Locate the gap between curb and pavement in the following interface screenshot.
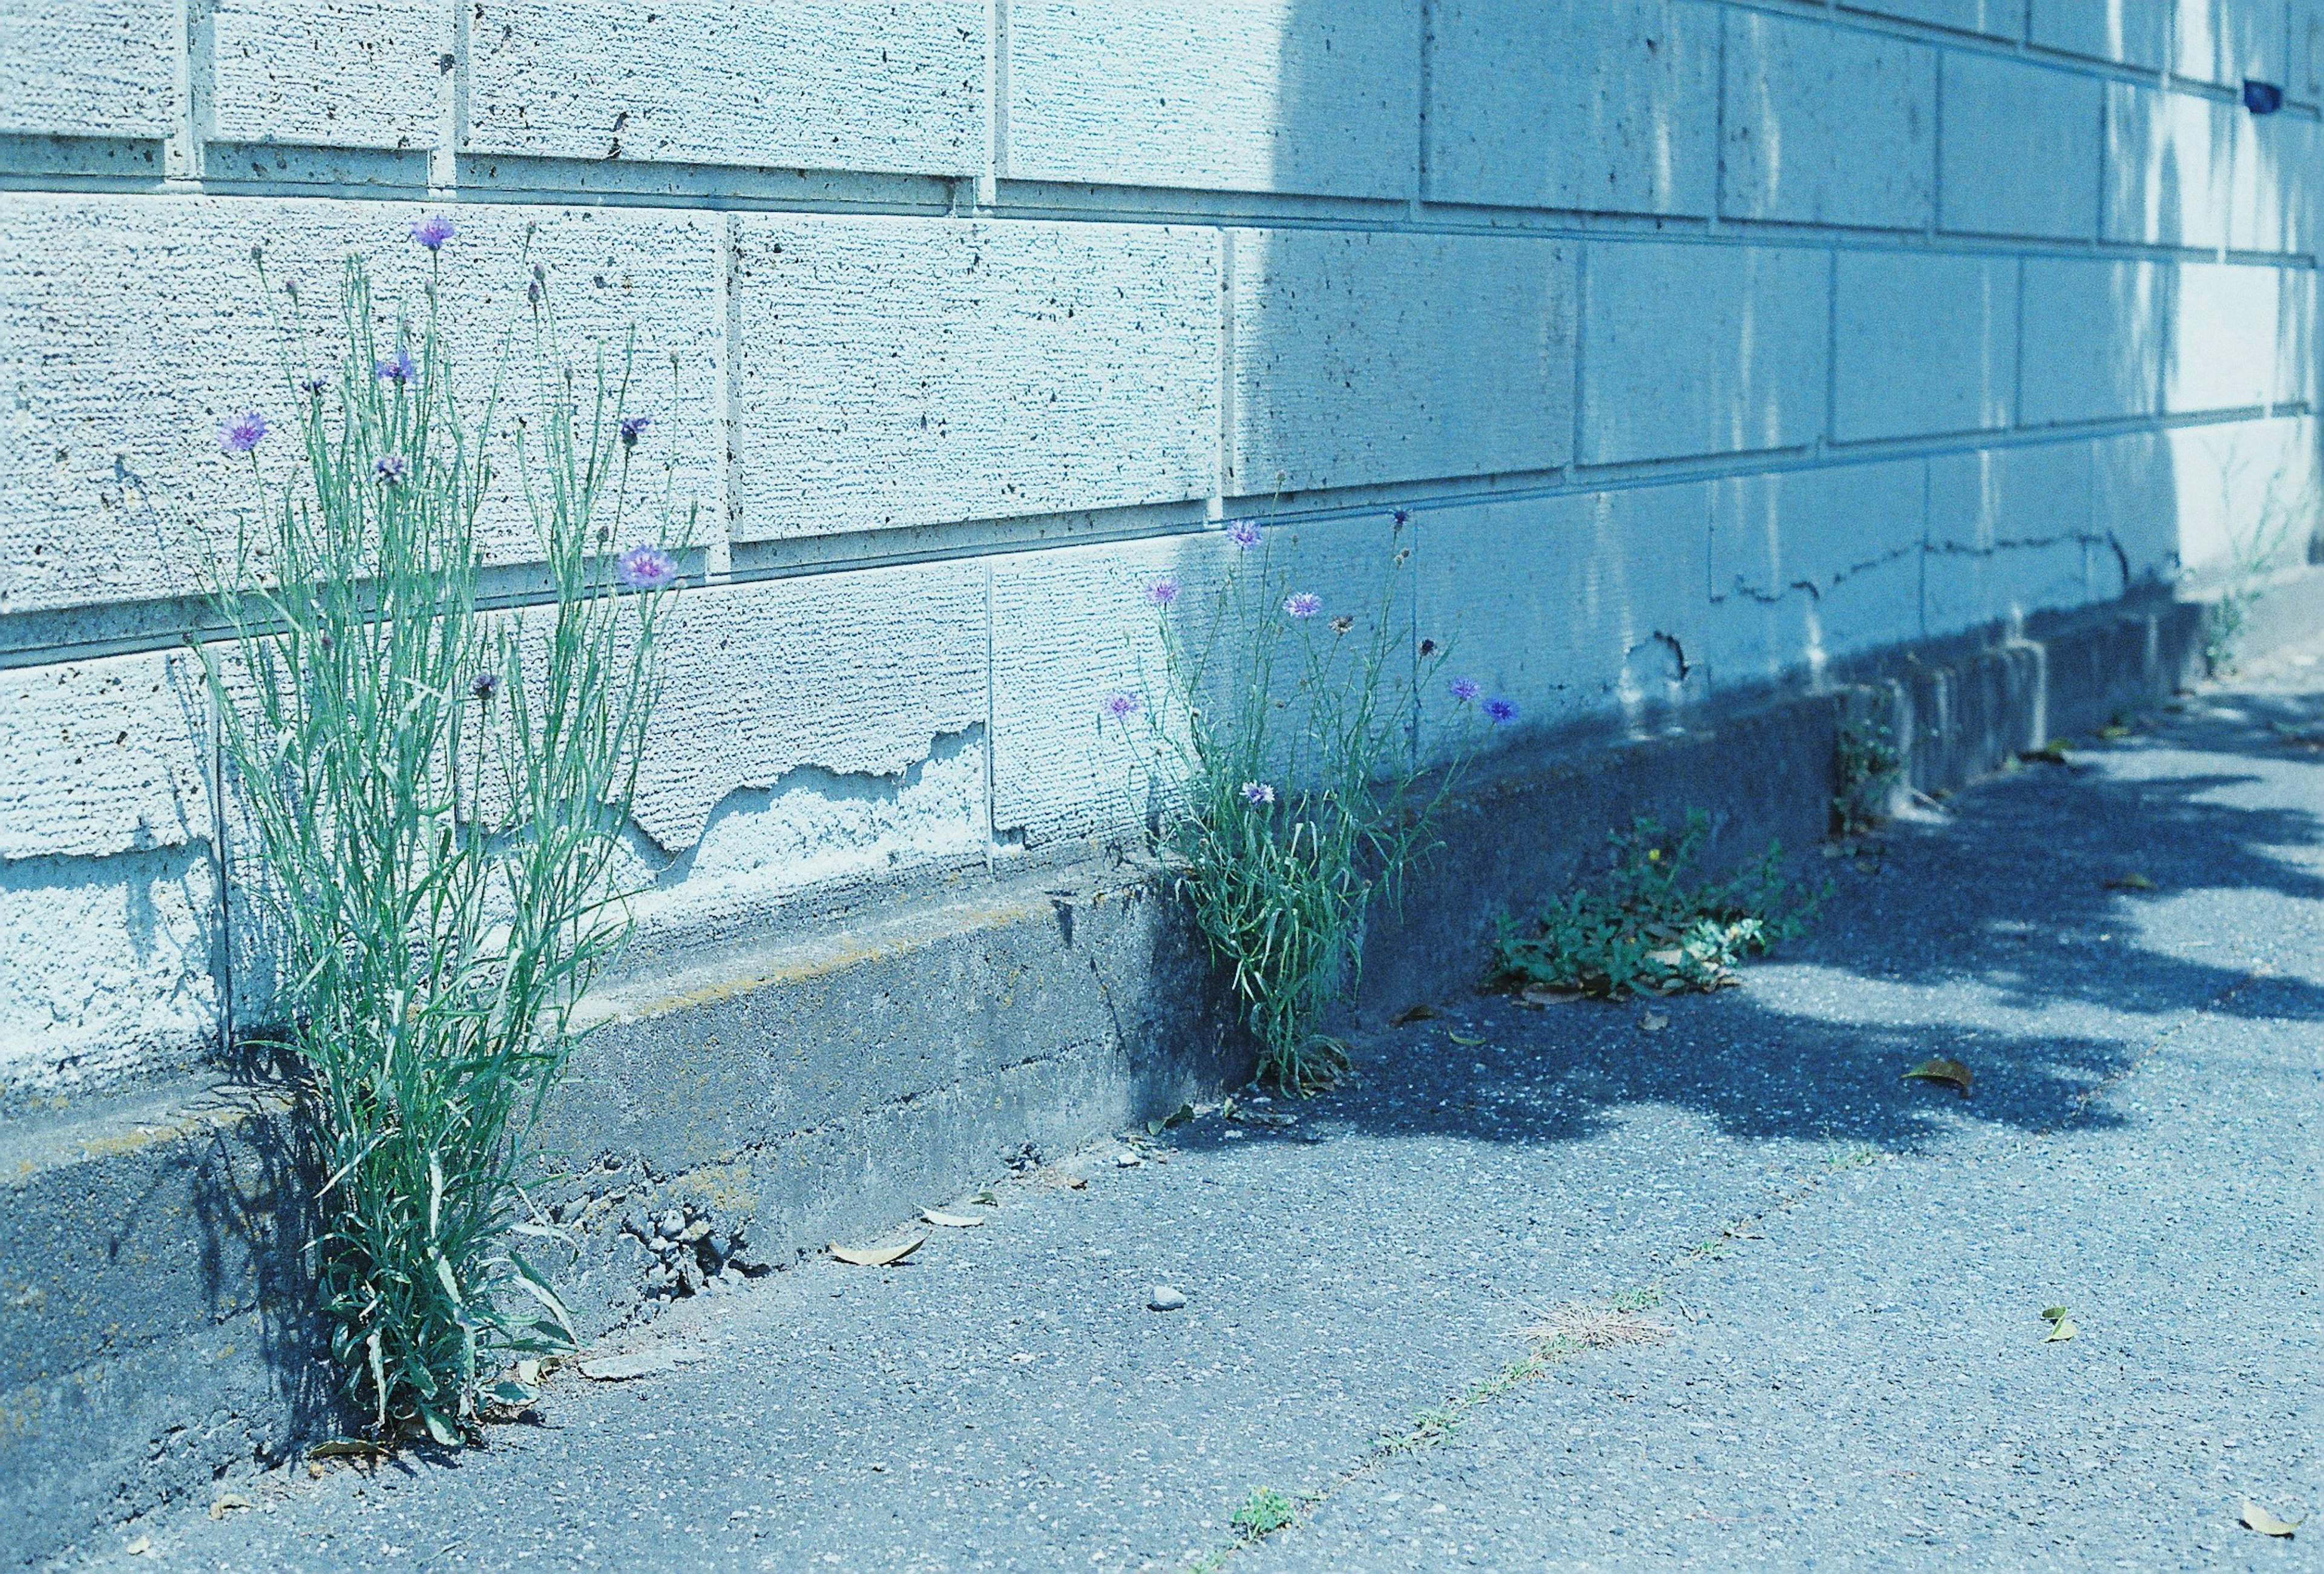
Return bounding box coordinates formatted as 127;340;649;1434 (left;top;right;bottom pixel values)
12;573;2307;1566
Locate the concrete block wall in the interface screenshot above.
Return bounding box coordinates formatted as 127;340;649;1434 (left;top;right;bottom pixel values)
1;0;2317;1105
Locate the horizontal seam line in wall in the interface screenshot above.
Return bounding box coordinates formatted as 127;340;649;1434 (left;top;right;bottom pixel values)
8;403;2304;672
0;176;2313;269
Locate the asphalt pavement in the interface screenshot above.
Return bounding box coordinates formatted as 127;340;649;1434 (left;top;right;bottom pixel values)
71;648;2324;1572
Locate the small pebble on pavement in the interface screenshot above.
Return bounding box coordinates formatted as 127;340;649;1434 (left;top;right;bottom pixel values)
1149;1285;1187;1312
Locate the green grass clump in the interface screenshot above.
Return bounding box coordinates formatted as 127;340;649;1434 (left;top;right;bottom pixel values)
199;248;685;1442
1115;522;1492;1093
1490;812;1817;1000
1230;1486;1299;1540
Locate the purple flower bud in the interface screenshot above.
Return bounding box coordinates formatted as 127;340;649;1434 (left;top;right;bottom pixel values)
619;414;652;446
1393;508;1411;526
375;347;417;384
1483;696;1518;726
471;670;500;702
373;454;409;484
1448;677;1481;703
1103;691;1142;722
1226;520;1261;549
1283;592;1321;619
410;212;458;251
299;375;328;397
616;544;679;591
217;411;268;455
1146;576;1180;607
1241;781;1275;806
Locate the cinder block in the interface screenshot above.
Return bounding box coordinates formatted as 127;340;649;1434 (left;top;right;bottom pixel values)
1722;10;1936;230
1579;241;1828;466
1939;53;2101;240
2030;0;2170;69
2280;266;2317;406
0;848;218;1099
0;0;180;138
208;0;445;151
2020;258;2163;427
988;516;1407;849
0;652;212;863
1229;229;1575;496
1005;0;1418;199
729;216;1218;541
2165;262;2284;413
2175;0;2290;89
1706;460;1928;675
1412;484;1715;748
624;563;988;857
1925;443;2097;630
2102;83;2236;250
1834;252;2017;443
0;194;726;619
2294;0;2324;100
1841;0;2026;38
1424;0;1716;217
466;0;983;176
2232;111;2309;254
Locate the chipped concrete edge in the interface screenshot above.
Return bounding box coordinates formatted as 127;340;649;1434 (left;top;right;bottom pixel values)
0;585;2226;1567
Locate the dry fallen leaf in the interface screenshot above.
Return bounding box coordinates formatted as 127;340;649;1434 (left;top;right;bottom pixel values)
830;1235;925;1267
1903;1057;1973;1096
306;1437;387;1462
1390;1004;1439;1027
2241;1500;2305;1537
922;1210;984;1228
2106;872;2156;891
1639;1011;1669;1033
2043;1317;2077;1342
208;1493;252;1521
2022;742;2073;765
1448;1031;1486;1046
124;1536;153;1556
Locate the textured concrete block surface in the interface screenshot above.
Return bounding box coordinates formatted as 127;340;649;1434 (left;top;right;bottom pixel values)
730;215;1219;539
1006;0;1419;197
1228;228;1575;495
465;0;985;174
1424;0;1717;217
1722;10;1936;230
0;0;180;138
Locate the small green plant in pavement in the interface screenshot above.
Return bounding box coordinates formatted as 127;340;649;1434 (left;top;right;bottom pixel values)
1230;1486;1299;1539
1490;812;1819;1000
1833;718;1902;836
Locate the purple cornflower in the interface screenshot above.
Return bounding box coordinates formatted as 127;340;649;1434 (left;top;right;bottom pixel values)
217;410;268;455
1483;696;1518;726
410;212;457;251
1393;508;1411;526
1283;591;1321;619
1145;576;1180;607
299;374;329;397
373;453;409;484
1241;781;1275;806
1103;691;1142;722
375;346;417;384
1448;677;1482;703
620;413;652;446
470;670;500;702
617;544;680;591
1226;520;1262;549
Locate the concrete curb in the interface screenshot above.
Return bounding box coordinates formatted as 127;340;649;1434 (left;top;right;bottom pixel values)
0;586;2221;1566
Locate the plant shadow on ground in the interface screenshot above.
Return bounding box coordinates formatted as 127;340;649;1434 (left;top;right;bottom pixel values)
1167;684;2324;1160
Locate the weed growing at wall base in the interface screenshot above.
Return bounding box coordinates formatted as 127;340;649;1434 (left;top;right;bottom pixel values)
1491;812;1819;999
196;234;687;1442
1108;519;1499;1093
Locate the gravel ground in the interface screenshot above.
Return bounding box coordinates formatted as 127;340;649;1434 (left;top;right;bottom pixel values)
68;652;2324;1572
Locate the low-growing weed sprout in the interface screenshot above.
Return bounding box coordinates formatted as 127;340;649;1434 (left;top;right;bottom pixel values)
1110;516;1477;1093
196;232;688;1444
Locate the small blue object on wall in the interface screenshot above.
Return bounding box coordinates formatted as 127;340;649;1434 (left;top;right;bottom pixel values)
2244;79;2285;115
